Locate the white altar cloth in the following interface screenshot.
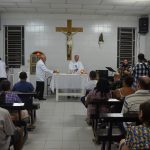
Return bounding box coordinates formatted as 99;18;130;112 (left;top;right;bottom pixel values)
50;73;88;101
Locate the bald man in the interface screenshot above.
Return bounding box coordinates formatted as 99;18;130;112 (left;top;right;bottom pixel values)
121;76;150;113
69;55;84;74
36;55;56;100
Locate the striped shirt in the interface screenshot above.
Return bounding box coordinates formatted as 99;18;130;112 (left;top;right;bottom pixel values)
133;62;149;84
121;90;150;113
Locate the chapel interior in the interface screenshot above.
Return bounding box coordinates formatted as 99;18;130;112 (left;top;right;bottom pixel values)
0;0;150;150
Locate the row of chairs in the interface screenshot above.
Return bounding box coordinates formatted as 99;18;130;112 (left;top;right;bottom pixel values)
89;99;139;150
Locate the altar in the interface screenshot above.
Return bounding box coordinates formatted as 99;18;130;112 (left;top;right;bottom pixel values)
50;73;88;101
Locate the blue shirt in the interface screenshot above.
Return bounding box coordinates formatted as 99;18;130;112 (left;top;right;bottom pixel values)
12;81;34;93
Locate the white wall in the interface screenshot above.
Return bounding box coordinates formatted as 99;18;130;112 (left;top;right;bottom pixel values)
0;13;147;86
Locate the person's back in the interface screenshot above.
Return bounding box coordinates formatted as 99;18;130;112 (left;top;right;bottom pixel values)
113;76;135;101
110;72;123;90
13;72;34;93
133;53;149;86
120;100;150;150
12;72;34;105
85;71;97;92
0;107;15;150
0;80;21;104
122;76;150;113
85;78;111;123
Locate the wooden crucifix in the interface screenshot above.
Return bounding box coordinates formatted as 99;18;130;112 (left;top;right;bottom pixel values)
56;19;83;60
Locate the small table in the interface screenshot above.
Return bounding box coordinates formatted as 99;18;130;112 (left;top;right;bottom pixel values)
50;73;88;101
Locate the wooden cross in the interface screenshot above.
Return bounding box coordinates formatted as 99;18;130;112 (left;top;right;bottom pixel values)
56;19;83;60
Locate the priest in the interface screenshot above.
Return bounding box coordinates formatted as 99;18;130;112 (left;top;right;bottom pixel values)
69;55;84;74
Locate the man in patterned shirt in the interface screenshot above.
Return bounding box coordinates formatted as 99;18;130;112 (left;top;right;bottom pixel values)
132;53;149;87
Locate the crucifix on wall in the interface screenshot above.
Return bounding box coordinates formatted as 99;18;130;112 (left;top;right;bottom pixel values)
56;20;83;60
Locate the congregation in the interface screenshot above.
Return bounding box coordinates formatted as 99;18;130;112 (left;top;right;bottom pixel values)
0;51;150;150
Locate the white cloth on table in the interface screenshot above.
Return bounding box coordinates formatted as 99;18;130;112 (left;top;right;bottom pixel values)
50;73;88;93
36;59;53;81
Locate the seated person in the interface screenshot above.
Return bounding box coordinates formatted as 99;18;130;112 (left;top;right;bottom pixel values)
0;80;22;104
110;72;123;91
12;71;34;104
0;107;23;150
0;80;29;121
121;76;150;114
118;59;131;80
81;70;97;106
113;76;135;101
12;71;34;93
85;70;97;92
85;78;111;124
119;100;150;150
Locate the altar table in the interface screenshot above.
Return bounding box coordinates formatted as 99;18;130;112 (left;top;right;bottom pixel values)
50;73;88;101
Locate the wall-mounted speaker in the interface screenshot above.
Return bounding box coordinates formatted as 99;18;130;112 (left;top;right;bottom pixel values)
139;17;149;34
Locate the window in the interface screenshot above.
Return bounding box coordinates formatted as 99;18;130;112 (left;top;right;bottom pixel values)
117;27;135;67
5;25;24;68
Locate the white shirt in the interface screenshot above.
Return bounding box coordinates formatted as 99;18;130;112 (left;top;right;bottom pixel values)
69;61;84;74
0;60;7;78
0;107;15;150
36;59;53;81
85;80;97;90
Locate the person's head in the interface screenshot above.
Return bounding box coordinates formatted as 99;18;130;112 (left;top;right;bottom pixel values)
1;80;11;91
114;72;121;81
40;54;46;62
138;53;146;62
19;72;27;81
0;58;1;60
95;78;110;96
123;76;134;87
136;76;150;90
89;71;97;80
123;59;128;65
139;100;150;126
74;55;79;62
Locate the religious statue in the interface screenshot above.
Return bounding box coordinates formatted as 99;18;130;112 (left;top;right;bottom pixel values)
66;32;73;60
56;20;83;60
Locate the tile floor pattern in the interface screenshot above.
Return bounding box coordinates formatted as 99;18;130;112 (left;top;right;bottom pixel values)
23;96;118;150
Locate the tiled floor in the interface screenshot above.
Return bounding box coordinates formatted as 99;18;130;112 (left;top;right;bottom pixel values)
23;96;118;150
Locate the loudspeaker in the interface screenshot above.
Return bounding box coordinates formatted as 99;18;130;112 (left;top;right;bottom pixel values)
139;17;149;34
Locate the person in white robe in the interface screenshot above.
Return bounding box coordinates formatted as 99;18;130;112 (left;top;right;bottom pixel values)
69;55;84;74
36;55;57;100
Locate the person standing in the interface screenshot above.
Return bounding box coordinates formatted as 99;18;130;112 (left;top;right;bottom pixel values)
36;55;56;100
132;53;149;87
0;58;7;83
69;55;84;74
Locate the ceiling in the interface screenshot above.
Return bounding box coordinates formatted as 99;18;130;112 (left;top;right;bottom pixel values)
0;0;150;16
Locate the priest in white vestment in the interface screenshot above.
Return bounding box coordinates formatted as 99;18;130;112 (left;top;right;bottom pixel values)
69;55;84;74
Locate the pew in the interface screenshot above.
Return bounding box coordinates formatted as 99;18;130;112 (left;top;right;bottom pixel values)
92;112;139;150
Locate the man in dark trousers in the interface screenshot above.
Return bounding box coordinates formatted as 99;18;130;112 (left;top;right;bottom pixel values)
36;55;57;100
